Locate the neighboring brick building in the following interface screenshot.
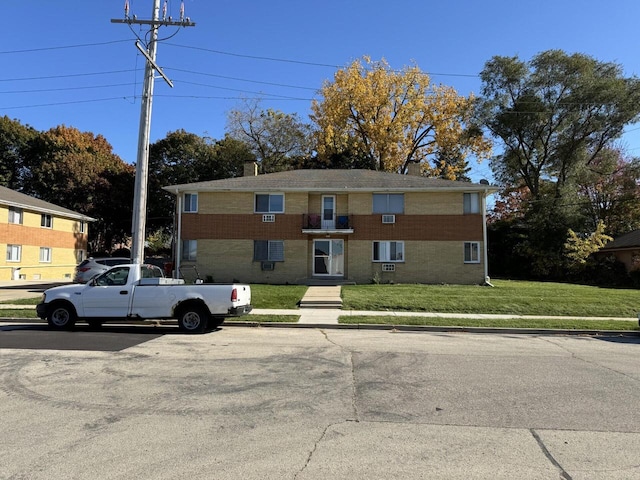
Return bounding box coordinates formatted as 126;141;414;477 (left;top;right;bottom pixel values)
0;186;94;281
596;229;640;273
164;168;497;285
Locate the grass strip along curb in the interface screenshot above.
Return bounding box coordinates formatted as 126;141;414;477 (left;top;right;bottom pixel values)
339;315;640;331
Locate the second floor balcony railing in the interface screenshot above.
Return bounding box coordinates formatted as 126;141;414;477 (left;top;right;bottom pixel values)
302;213;353;232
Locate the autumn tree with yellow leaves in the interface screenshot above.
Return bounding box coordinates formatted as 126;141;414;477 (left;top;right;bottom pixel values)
311;57;491;178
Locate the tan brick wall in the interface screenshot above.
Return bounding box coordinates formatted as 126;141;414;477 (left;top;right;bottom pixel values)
283;192;309;214
0;206;87;281
199;192;252;214
198;191;309;215
346;240;485;284
405;192;462;215
348;193;372;214
188;239;309;284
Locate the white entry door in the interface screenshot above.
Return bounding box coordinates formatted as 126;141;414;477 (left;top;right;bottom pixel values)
321;195;336;230
313;239;344;276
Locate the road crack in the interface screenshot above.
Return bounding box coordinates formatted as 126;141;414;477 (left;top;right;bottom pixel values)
319;329;359;422
530;428;573;480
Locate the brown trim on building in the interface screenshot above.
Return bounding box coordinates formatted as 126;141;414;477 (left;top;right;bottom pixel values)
180;213;483;241
0;224;86;248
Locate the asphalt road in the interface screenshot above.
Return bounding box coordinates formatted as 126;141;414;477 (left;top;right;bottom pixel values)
1;326;639;479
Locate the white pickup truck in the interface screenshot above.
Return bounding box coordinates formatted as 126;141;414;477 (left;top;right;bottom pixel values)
36;264;252;333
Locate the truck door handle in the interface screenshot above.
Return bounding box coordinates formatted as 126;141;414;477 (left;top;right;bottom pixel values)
119;290;129;295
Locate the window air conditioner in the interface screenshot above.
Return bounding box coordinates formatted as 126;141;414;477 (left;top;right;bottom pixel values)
261;261;275;271
382;214;395;224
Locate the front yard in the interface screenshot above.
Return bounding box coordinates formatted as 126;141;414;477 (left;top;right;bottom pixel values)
339;280;639;318
2;281;638;330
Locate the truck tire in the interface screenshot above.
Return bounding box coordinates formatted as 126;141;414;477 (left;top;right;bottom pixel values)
177;305;209;334
47;303;77;330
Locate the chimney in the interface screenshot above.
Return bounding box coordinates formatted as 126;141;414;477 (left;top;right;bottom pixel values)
407;161;422;176
243;161;258;177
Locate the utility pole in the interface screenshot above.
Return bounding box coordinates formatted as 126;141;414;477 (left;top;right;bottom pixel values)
111;0;195;264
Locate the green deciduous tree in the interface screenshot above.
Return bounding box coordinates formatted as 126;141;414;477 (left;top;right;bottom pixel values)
479;50;640;201
148;130;255;234
564;221;612;267
0;116;37;189
311;57;491;177
479;50;640;278
22;125;134;252
575;147;640;236
226;98;313;173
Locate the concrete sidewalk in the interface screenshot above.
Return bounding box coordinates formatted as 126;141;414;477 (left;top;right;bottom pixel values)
249;308;639;325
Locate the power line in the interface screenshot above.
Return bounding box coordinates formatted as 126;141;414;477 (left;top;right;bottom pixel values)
166;67;318;91
0;40;130;54
164;43;481;78
169;80;315;100
0;83;138;94
0;70;139;82
1;97;137;110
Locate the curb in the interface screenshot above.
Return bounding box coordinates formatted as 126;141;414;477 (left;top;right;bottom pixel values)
224;321;640;337
3;317;638;337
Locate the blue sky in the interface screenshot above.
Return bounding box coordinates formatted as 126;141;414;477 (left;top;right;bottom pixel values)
3;0;640;183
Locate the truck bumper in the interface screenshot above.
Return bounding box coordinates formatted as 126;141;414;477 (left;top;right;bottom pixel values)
228;305;252;316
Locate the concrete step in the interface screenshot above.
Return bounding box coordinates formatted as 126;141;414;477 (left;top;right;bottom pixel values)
299;300;343;309
299;286;343;309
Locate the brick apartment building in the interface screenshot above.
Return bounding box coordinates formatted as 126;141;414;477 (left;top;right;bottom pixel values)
0;186;94;281
164;167;497;285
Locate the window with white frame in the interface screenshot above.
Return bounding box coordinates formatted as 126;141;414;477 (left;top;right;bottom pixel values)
463;193;480;214
6;244;21;262
255;193;284;213
372;193;404;214
76;250;86;264
40;247;52;263
8;207;23;224
253;240;284;261
372;241;404;262
181;239;197;261
464;242;480;263
79;220;86;233
41;213;53;228
183;193;198;212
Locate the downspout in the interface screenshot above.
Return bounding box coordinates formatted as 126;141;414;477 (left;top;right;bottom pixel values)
482;188;493;287
175;189;182;279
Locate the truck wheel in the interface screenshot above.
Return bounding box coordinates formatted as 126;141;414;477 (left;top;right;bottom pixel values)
47;304;77;330
177;306;209;334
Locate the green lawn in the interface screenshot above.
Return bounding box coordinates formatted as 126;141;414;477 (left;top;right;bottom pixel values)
250;284;307;309
236;314;300;323
339;315;639;330
341;280;640;317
